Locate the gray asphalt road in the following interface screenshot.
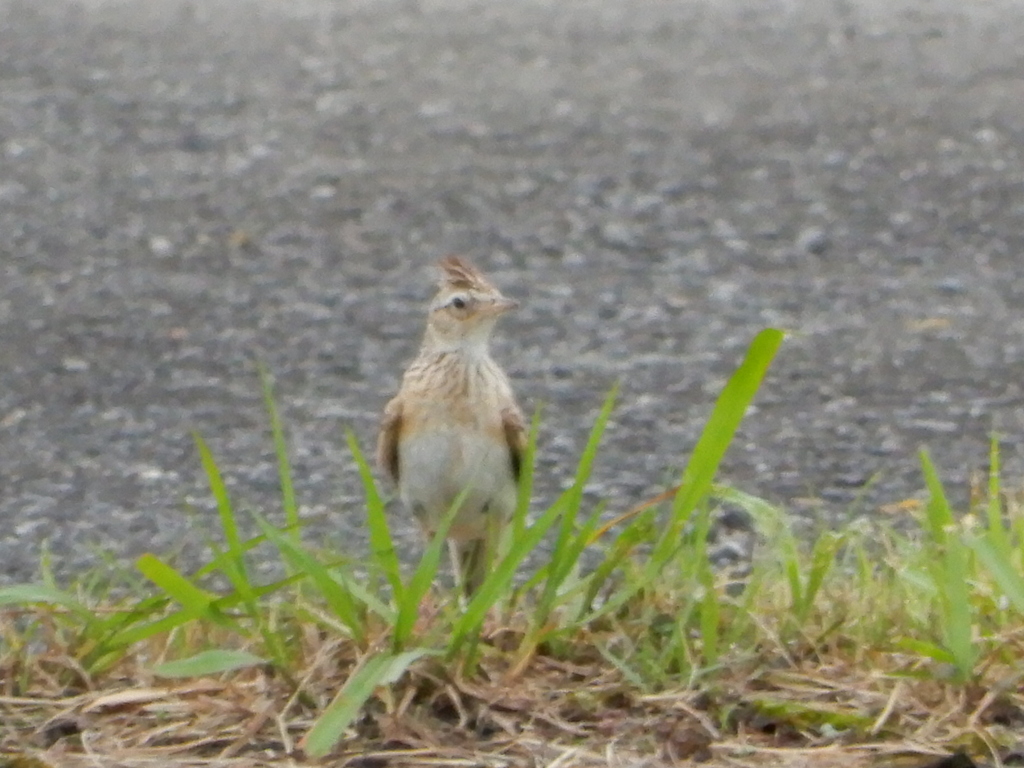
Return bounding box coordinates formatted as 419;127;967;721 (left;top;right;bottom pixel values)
2;0;1024;583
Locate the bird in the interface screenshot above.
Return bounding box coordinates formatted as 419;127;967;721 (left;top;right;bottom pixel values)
377;256;527;596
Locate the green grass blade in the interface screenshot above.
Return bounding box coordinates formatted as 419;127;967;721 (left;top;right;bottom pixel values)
100;576;299;651
918;451;977;681
939;557;975;680
898;638;955;665
136;554;223;620
783;542;804;616
303;649;432;758
699;565;720;665
260;363;299;538
596;642;646;689
578;510;655;618
969;534;1024;614
152;649;267;678
920;450;954;545
347;430;403;601
449;497;567;656
303;653;390;758
791;531;843;623
0;584;94;622
332;569;396;624
984;436;1010;560
191;529;276;580
653;329;784;568
538;388;617;615
253;513;366;644
193;436;264;646
511;408;542;543
194;434;247;584
393;489;464;650
548;501;608;613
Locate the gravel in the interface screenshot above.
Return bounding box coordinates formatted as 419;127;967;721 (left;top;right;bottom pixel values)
2;0;1024;583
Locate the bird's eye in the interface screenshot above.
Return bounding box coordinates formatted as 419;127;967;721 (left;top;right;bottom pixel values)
451;297;467;309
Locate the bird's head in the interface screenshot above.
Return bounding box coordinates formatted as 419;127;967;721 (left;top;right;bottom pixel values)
423;256;518;353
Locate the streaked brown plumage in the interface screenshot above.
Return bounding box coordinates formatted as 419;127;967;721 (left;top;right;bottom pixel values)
377;256;526;594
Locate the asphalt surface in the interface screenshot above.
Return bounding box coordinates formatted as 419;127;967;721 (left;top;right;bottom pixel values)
2;0;1024;583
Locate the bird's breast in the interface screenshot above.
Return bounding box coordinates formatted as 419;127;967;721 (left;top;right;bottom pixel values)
394;354;519;537
397;424;517;539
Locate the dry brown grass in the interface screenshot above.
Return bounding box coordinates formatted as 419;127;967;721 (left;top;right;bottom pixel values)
2;615;1017;768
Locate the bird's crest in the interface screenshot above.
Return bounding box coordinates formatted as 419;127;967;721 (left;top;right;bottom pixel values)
437;256;495;293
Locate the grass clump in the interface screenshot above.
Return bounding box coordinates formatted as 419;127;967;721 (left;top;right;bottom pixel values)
1;328;1023;767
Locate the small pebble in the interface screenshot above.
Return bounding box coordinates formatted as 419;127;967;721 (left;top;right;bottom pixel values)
797;226;830;255
148;236;174;257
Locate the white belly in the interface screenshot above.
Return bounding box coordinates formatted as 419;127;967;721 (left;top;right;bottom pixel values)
398;428;517;541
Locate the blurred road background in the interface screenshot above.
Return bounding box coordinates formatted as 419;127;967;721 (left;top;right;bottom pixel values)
2;0;1024;581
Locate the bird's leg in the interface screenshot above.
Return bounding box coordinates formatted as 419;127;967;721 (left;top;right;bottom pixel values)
447;539;469;598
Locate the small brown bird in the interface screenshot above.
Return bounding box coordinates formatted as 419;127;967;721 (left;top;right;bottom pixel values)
377;256;527;595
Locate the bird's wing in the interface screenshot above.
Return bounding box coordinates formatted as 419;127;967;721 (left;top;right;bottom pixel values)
501;404;528;481
377;396;403;484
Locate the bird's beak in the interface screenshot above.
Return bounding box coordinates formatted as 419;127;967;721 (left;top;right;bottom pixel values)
490;295;519;314
491;296;520;315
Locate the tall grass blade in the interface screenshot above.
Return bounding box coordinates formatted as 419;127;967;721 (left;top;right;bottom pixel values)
536;387;617;618
984;437;1010;560
190;437;291;665
193;435;267;653
260;362;299;538
347;430;403;601
698;564;720;665
393;489;465;651
194;435;247;584
919;450;977;681
920;449;955;545
652;328;784;568
449;498;566;657
511;408;542;544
